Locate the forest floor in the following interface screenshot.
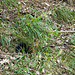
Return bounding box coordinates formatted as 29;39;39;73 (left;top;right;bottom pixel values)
0;0;75;75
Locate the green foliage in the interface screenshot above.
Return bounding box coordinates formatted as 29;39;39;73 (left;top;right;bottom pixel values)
62;51;75;74
0;0;19;9
11;13;49;46
68;34;75;45
0;0;75;75
52;6;75;24
0;34;10;47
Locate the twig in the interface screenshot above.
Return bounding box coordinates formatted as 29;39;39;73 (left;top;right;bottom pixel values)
58;31;75;33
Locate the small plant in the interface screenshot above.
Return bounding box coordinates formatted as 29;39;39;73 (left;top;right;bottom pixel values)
68;34;75;45
10;13;50;48
0;0;19;9
0;34;10;47
52;6;75;24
